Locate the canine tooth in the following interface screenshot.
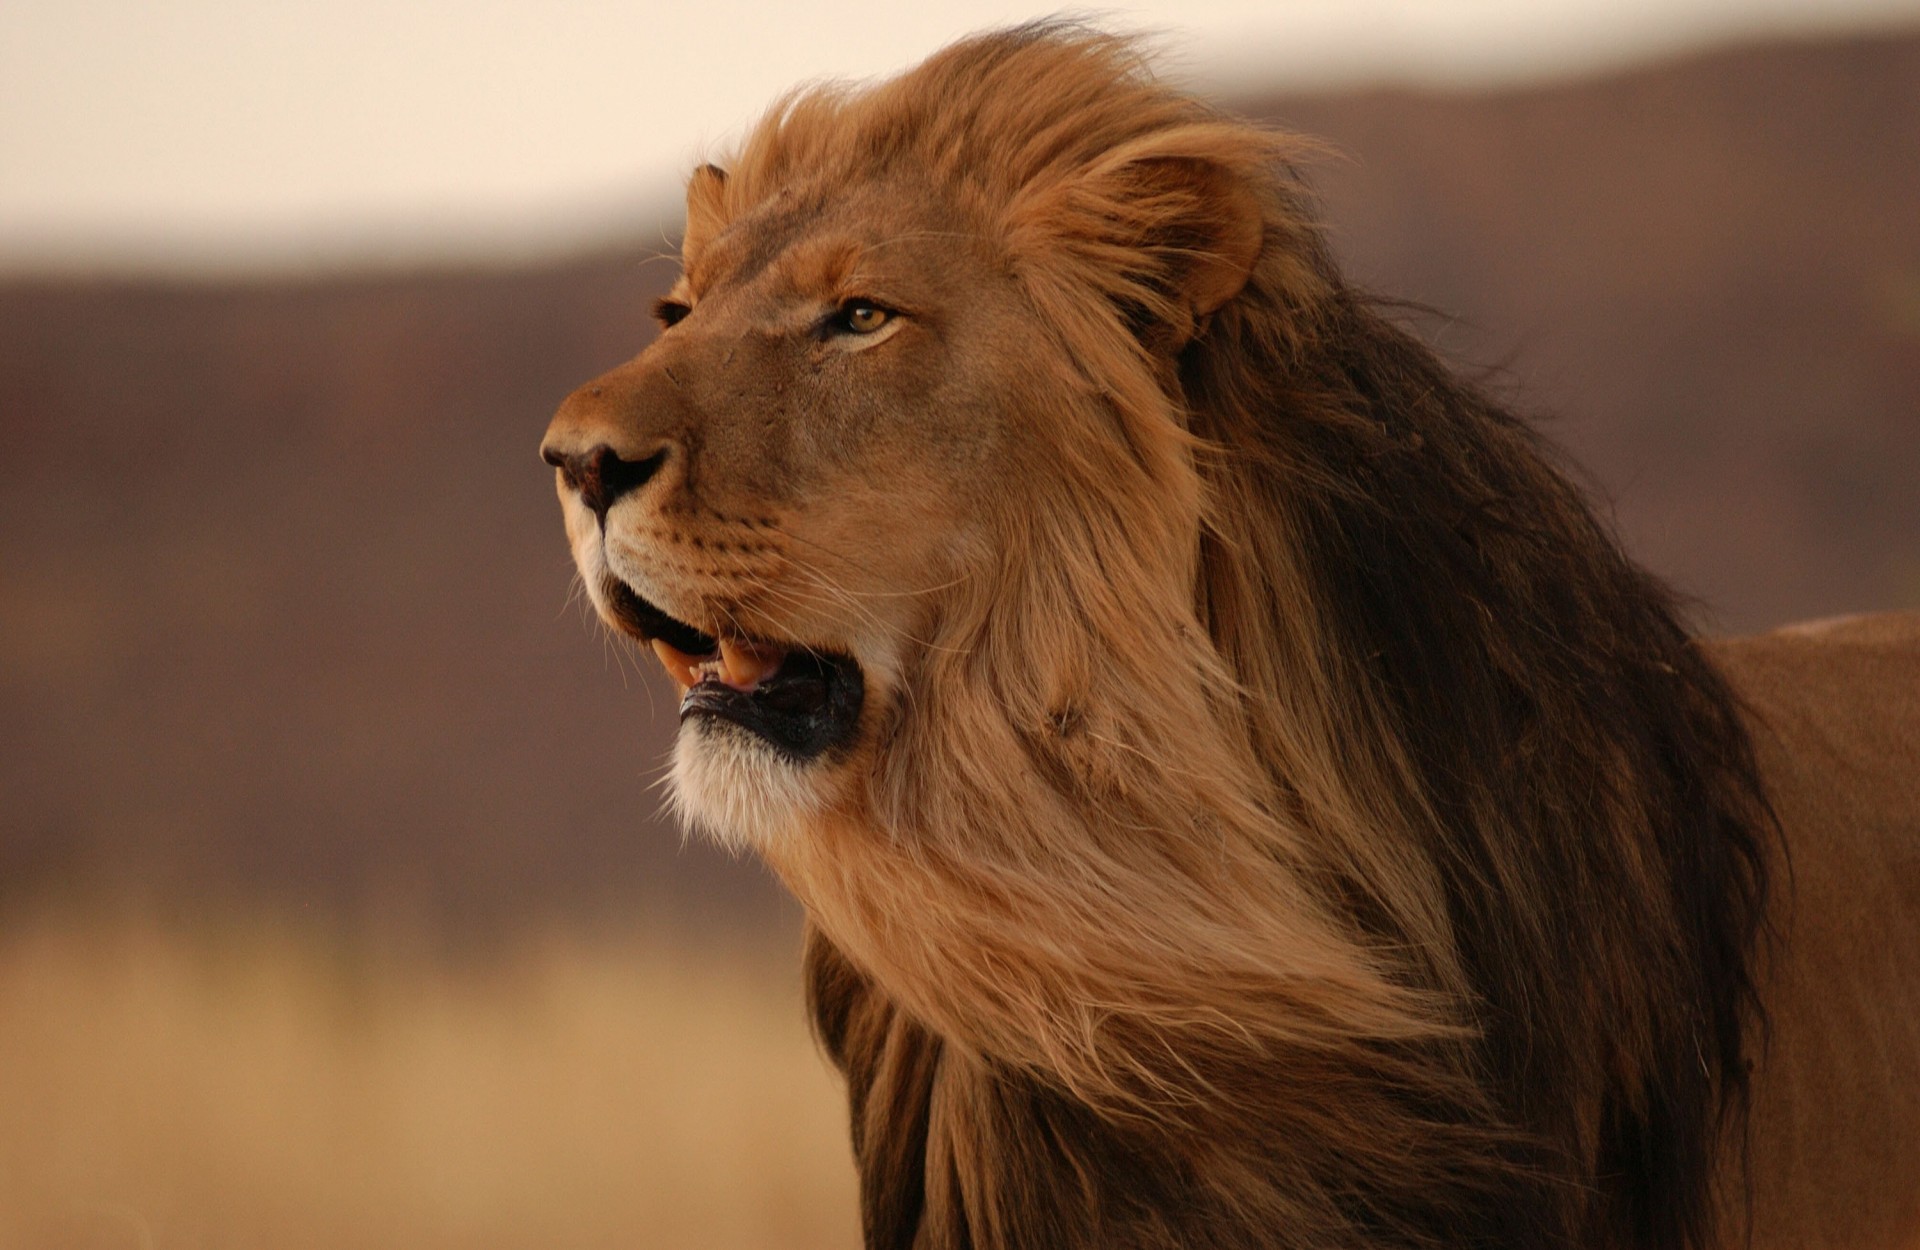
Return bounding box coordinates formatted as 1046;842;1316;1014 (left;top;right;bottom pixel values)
650;639;703;692
718;638;785;691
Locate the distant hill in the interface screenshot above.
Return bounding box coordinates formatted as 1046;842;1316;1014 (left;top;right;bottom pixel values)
3;30;1915;928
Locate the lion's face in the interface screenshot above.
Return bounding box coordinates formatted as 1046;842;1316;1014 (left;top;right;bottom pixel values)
541;175;1040;845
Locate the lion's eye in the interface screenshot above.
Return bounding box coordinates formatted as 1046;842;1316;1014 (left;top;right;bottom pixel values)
653;298;692;329
836;302;892;335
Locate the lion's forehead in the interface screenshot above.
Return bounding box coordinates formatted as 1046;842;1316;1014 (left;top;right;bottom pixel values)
689;177;985;305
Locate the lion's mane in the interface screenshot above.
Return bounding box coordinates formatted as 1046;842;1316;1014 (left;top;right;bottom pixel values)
700;26;1772;1250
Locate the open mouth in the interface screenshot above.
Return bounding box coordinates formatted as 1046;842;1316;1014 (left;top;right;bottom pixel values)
602;578;864;762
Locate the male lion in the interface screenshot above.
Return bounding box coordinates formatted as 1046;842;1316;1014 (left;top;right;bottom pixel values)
540;26;1920;1250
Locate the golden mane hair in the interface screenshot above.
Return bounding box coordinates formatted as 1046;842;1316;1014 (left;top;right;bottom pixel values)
673;25;1774;1249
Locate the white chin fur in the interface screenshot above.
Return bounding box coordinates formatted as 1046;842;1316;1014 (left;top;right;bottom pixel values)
667;718;826;853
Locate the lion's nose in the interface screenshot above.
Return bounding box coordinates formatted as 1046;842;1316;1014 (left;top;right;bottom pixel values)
540;442;667;523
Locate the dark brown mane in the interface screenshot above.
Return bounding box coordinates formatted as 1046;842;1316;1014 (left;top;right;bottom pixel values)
712;23;1786;1249
1188;284;1774;1246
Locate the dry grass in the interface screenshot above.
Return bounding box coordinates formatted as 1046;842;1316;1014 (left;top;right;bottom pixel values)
0;902;858;1250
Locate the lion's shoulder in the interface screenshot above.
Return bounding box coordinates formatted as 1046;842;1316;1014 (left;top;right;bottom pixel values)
1705;609;1919;844
1753;610;1920;648
1708;611;1920;785
1706;612;1920;1248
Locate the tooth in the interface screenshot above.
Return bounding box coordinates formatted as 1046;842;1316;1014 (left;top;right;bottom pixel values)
718;638;784;690
650;639;702;692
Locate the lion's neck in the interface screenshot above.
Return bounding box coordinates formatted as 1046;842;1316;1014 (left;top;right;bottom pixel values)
775;293;1768;1250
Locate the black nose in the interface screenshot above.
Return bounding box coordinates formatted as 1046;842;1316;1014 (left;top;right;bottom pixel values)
540;443;666;522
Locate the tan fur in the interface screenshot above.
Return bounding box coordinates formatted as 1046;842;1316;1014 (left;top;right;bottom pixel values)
541;25;1920;1249
1708;617;1920;1248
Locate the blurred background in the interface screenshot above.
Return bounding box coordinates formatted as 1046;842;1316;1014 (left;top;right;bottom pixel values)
2;2;1917;1246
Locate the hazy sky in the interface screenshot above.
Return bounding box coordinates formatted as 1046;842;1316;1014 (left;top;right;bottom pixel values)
4;0;1917;274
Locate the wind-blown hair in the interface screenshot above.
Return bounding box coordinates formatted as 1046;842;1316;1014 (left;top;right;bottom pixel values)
697;25;1774;1249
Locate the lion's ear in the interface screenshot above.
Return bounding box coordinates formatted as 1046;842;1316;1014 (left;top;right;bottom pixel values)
1125;156;1264;325
1015;151;1265;353
682;163;729;262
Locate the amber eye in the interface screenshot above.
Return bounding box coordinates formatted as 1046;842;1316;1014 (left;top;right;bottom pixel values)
838;302;891;334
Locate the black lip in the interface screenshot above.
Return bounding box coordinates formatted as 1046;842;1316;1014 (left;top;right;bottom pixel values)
599;576;864;762
681;649;865;762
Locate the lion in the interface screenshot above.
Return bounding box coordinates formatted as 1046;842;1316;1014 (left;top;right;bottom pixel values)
539;25;1920;1250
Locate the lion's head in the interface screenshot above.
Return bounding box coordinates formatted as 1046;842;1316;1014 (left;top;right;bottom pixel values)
542;26;1771;1250
540;32;1280;854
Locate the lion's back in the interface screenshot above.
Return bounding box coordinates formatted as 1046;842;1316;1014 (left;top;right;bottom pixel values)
1708;613;1920;1249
